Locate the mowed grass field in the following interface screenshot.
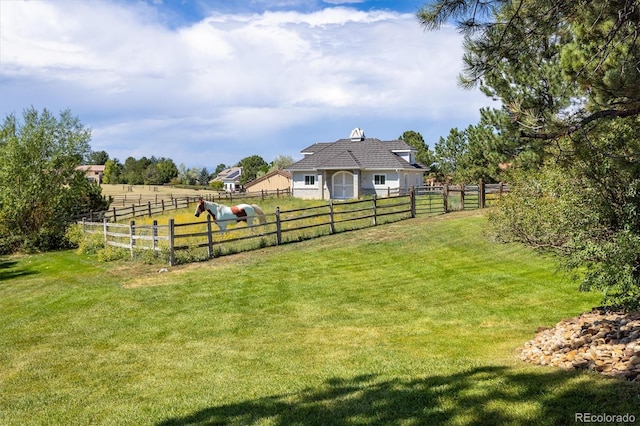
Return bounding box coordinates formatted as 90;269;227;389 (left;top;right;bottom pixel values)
2;211;639;425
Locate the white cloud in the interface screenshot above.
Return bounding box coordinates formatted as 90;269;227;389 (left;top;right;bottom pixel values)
0;1;494;167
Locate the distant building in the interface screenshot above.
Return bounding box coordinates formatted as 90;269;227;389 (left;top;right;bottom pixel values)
212;167;243;192
287;128;427;200
77;165;105;184
244;170;292;193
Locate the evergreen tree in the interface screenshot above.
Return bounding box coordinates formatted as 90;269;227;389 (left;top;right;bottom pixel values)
197;167;210;186
399;130;435;169
434;128;466;182
419;0;640;308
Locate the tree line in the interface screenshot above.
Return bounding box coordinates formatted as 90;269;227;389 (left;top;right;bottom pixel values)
94;153;295;188
82;129;501;190
88;130;508;189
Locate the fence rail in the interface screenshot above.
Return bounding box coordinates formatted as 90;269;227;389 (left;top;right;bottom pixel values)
80;188;292;222
106;187;291;206
80;182;509;266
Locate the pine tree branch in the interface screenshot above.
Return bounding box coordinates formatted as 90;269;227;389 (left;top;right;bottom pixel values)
520;105;640;140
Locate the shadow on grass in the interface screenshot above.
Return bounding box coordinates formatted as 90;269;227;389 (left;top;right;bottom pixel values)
0;258;38;282
158;366;640;425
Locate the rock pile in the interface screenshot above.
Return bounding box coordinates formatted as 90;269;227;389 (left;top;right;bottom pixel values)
519;308;640;381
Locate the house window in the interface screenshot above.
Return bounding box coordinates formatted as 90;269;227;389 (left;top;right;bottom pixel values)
304;175;316;186
374;174;386;186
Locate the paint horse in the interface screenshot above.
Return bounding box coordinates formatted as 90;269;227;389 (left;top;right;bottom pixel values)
194;197;266;232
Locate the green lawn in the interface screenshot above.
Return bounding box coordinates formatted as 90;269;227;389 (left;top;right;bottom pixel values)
1;211;638;425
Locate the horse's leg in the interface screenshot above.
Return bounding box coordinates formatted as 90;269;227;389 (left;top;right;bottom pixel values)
251;204;266;235
246;217;254;235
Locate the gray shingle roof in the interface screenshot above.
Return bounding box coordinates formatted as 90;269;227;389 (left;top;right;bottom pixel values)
289;138;427;171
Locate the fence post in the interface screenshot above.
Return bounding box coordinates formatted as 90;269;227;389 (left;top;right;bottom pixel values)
161;199;165;212
479;179;485;208
148;201;152;217
372;195;378;226
168;219;175;266
129;220;135;258
275;207;282;245
206;215;214;259
112;207;117;222
152;220;158;255
410;186;416;218
460;184;465;211
103;218;108;243
443;184;449;213
131;204;136;219
329;199;335;234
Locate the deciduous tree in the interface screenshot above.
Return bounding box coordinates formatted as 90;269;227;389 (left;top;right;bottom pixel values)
102;159;122;184
237;155;268;185
269;155;294;172
0;108;109;252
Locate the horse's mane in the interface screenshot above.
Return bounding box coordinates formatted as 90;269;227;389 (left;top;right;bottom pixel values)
203;200;219;211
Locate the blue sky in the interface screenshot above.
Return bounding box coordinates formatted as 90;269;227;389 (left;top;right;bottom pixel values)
0;0;497;169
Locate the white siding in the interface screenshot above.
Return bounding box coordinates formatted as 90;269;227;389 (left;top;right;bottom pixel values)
360;170;401;196
291;171;323;199
293;169;423;199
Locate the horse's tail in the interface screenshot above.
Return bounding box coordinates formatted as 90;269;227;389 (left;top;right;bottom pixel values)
251;204;267;225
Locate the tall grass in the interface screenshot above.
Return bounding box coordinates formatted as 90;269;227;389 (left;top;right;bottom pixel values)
2;211;637;425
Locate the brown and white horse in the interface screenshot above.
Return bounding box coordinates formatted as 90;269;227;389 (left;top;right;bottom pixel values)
194;197;266;232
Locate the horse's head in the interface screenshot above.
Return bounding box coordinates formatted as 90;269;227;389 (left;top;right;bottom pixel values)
194;197;206;217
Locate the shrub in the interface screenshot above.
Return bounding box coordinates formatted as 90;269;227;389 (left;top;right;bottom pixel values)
490;165;640;310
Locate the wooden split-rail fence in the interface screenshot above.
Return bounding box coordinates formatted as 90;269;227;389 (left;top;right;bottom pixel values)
79;188;292;223
80;183;508;266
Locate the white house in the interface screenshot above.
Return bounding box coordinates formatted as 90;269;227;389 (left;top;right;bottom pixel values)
212;167;242;192
287;128;427;200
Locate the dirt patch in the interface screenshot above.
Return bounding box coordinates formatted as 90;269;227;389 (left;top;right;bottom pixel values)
116;248;270;289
